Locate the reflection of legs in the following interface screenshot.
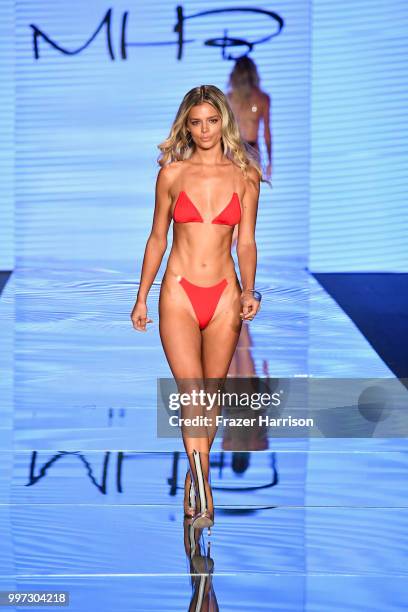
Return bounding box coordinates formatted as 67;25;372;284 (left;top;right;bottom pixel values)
202;294;242;449
227;322;256;377
184;518;218;612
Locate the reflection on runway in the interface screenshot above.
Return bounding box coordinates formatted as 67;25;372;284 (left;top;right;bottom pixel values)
1;448;408;608
184;518;218;611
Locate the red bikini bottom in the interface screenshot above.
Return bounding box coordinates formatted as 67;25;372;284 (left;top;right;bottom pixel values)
178;276;228;330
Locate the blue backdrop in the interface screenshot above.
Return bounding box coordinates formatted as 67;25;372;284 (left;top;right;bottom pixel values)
0;0;406;270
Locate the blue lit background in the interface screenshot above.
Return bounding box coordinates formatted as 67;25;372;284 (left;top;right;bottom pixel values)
1;1;406;272
9;0;310;269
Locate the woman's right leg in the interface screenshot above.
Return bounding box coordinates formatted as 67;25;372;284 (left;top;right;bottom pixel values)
159;281;213;521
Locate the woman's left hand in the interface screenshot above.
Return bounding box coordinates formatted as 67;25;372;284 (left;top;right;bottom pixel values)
240;291;261;322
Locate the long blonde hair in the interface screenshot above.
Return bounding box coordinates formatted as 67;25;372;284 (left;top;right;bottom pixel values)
227;56;260;103
157;84;266;182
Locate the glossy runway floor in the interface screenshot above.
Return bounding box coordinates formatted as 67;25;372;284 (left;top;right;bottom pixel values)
1;260;407;610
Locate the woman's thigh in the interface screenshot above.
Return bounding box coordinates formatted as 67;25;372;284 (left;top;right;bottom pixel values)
201;283;242;379
159;282;203;380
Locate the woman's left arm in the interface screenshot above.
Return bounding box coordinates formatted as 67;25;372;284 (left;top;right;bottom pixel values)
236;165;261;321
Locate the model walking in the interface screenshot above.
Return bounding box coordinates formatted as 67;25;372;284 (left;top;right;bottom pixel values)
130;85;265;531
226;56;273;248
226;56;272;177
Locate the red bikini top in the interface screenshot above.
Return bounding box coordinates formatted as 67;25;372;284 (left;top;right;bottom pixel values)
173;191;241;226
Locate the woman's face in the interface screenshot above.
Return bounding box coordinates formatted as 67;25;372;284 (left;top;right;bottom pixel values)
187;102;222;148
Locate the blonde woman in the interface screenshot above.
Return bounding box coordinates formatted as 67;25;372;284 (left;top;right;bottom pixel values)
227;57;273;248
130;85;265;531
226;56;272;180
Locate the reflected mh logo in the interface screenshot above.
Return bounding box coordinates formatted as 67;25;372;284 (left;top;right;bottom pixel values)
30;6;284;61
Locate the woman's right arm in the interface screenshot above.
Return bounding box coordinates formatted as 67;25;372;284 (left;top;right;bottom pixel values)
130;165;173;331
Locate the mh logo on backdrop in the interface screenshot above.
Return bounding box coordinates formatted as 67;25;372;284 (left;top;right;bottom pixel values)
30;6;284;61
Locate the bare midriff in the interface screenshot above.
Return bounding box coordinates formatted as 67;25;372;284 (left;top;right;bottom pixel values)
164;223;237;285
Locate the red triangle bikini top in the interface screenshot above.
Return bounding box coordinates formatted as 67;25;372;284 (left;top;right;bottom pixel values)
173;191;241;226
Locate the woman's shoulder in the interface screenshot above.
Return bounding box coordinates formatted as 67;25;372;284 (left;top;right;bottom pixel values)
246;163;260;178
234;158;259;183
158;160;185;179
250;86;269;106
157;160;188;195
244;164;261;192
259;89;270;108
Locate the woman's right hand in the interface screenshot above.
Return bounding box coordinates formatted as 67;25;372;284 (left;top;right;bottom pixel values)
130;300;153;332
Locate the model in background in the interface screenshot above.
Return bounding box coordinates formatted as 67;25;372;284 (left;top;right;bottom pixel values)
226;56;272;247
226;56;272;173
